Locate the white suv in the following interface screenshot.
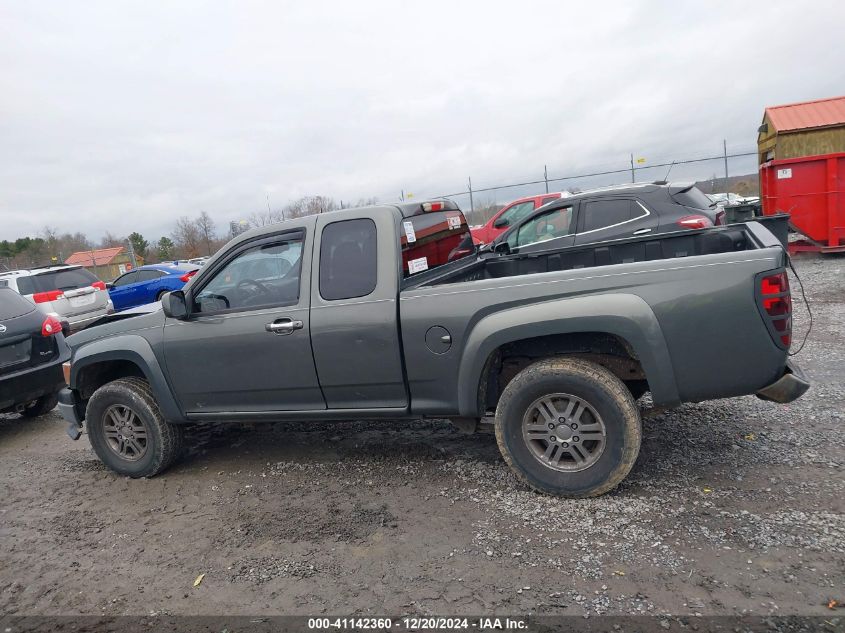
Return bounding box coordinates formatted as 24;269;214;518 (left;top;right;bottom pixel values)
0;265;113;332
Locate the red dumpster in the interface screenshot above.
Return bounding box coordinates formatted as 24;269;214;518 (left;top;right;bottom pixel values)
760;152;845;253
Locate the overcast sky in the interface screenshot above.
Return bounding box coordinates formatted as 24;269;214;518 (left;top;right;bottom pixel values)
1;1;843;243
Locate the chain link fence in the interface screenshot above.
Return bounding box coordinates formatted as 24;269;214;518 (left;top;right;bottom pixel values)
429;143;759;226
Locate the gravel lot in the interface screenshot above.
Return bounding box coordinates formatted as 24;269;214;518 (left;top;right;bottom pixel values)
1;254;842;618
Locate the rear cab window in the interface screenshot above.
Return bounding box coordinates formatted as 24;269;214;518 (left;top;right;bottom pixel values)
320;218;378;300
400;202;472;278
16;267;98;295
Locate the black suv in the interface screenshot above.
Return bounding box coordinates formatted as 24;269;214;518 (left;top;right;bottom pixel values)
0;287;70;417
495;182;725;253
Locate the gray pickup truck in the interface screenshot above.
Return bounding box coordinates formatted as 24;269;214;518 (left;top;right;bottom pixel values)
58;198;808;497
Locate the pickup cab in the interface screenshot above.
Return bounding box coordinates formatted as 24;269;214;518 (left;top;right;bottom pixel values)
58;200;808;497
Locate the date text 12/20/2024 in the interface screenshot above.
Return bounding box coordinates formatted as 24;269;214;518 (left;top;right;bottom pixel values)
308;618;528;630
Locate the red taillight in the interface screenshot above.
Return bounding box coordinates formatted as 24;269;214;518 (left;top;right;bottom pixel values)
179;270;198;283
91;281;106;291
32;289;64;303
760;271;791;347
676;215;714;230
41;315;63;337
761;274;787;295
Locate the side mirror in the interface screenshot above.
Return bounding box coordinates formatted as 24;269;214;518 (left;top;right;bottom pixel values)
494;241;511;255
105;282;113;290
161;290;188;319
493;217;510;229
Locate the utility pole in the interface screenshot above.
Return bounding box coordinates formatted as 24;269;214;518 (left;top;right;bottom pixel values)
126;239;137;269
544;165;549;193
630;154;636;183
467;177;474;215
89;248;101;281
723;139;729;190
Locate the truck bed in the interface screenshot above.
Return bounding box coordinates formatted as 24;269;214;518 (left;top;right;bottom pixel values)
399;220;790;415
416;222;778;287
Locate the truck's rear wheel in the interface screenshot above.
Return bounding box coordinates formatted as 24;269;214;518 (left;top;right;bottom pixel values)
494;358;641;498
86;377;183;478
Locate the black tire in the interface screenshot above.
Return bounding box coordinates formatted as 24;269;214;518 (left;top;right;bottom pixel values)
156;290;167;301
20;392;59;418
495;357;641;498
86;377;183;477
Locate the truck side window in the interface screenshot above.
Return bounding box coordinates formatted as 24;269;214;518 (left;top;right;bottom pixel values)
193;233;303;313
319;218;377;301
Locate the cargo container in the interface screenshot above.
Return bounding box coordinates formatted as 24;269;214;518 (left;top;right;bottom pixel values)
758;96;845;253
760;152;845;252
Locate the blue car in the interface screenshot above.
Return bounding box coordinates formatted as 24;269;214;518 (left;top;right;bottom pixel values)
107;263;199;312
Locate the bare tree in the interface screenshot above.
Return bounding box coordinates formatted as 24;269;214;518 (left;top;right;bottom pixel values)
172;216;201;258
196;211;216;256
248;209;284;228
100;231;125;248
465;197;502;226
282;195;338;219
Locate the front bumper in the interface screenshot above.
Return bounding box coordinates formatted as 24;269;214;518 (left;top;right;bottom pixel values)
756;360;810;404
57;387;85;440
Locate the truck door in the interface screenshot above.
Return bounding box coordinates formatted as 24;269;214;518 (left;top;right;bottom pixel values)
310;213;408;409
162;226;325;413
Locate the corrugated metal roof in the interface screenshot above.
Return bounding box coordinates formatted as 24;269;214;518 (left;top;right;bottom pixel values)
65;246;124;266
766;95;845;132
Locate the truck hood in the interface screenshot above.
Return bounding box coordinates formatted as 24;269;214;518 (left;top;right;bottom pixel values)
67;306;165;349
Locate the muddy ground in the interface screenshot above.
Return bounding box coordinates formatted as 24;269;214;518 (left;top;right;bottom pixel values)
1;254;842;618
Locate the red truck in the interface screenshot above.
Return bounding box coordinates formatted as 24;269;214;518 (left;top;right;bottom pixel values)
470;192;568;245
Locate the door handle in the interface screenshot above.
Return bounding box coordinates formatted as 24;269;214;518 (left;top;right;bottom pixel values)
633;228;652;235
265;318;303;335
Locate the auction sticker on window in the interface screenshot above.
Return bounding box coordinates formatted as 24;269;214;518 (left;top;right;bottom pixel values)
403;221;417;243
408;256;428;274
446;215;462;230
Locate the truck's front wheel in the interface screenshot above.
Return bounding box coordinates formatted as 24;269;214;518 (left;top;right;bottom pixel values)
86;377;183;478
495;358;641;497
